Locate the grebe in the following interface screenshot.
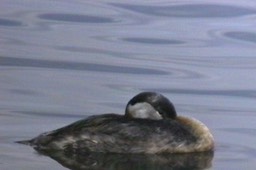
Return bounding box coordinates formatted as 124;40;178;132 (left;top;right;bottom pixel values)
18;92;214;154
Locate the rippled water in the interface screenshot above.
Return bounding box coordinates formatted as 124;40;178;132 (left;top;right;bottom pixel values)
1;0;256;169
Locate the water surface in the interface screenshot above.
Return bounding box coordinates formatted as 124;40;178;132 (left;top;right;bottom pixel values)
1;0;256;169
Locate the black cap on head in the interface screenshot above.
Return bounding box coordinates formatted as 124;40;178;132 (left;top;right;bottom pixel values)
125;92;177;119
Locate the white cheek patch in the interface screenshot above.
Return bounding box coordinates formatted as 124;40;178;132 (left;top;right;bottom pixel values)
127;102;163;120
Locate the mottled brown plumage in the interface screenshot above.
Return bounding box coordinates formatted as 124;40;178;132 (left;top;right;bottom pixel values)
17;92;214;154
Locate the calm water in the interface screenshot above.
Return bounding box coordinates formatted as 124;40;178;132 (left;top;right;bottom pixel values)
1;0;256;169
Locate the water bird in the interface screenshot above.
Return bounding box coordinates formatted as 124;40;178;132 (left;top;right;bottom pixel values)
17;92;214;154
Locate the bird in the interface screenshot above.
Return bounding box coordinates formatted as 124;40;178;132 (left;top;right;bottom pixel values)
17;92;214;154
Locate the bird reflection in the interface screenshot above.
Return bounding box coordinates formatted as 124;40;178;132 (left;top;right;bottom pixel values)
36;149;213;170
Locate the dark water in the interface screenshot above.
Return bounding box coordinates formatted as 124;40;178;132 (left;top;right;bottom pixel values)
1;0;256;169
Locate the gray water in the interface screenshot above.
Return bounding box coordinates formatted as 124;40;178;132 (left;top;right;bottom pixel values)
1;0;256;169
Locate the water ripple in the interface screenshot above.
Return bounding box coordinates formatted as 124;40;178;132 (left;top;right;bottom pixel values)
0;18;23;27
224;31;256;44
9;89;38;96
0;56;168;75
110;3;256;18
164;56;256;69
143;88;256;99
54;46;129;57
122;37;184;45
38;13;115;23
16;111;84;119
222;128;256;136
218;142;256;161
